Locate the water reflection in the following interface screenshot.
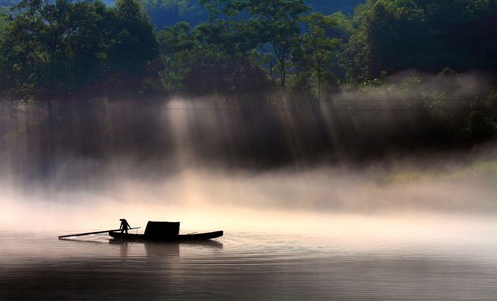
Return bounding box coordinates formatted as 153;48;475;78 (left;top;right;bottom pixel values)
107;240;181;261
60;236;223;261
1;231;497;300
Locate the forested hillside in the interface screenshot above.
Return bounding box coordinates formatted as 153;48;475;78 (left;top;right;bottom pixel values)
139;0;364;29
0;0;496;173
0;0;363;29
1;0;496;101
306;0;364;14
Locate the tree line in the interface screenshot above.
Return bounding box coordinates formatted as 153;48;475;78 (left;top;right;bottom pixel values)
158;0;497;96
0;0;496;152
1;0;496;98
0;0;160;100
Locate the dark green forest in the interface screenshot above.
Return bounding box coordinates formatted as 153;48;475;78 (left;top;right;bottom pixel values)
2;0;496;98
138;0;364;29
0;0;497;177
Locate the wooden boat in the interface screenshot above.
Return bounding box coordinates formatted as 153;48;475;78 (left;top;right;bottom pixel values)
109;230;223;242
108;221;223;242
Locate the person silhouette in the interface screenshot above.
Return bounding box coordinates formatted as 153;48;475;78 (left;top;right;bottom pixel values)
119;219;131;234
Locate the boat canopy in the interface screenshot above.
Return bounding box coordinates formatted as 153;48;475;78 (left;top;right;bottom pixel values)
145;221;180;238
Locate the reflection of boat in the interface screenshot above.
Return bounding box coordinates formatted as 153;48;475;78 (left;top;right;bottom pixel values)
108;221;223;242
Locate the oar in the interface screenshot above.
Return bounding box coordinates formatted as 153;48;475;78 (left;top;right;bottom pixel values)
58;227;140;239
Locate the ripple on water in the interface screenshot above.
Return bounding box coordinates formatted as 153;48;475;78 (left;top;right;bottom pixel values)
1;230;497;300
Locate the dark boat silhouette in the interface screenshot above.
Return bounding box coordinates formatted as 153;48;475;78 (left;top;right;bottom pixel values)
109;221;223;242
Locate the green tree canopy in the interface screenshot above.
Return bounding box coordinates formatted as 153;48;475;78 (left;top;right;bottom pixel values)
247;0;309;87
0;0;114;99
344;0;497;80
0;0;161;100
107;0;161;93
296;12;342;99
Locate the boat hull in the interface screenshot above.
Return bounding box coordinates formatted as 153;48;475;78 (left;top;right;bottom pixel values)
109;230;223;242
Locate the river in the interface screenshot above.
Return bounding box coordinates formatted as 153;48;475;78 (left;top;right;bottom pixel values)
2;217;497;301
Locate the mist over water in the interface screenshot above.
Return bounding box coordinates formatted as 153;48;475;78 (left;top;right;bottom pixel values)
2;80;497;300
0;89;497;232
1;73;496;236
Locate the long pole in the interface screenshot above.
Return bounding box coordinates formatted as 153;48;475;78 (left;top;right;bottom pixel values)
58;227;140;239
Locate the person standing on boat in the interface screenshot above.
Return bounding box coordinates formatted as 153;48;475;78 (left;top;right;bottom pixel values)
119;219;131;234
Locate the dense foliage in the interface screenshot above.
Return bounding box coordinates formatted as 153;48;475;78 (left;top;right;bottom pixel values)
0;0;496;171
347;0;497;80
2;0;496;99
139;0;364;30
0;0;160;100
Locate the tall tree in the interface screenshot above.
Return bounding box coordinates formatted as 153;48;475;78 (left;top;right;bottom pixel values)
298;12;342;100
247;0;309;88
343;0;497;80
157;21;198;91
107;0;161;93
196;0;265;96
0;0;113;99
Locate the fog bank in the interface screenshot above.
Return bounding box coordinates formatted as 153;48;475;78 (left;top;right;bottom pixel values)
1;72;496;233
1;155;496;234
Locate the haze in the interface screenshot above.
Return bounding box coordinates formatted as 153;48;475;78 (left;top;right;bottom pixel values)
1;74;496;238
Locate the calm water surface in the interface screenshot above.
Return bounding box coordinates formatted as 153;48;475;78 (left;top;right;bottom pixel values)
1;225;497;300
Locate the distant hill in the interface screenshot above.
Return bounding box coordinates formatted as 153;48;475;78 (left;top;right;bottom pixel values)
0;0;365;29
0;0;15;6
143;0;365;30
142;0;207;29
306;0;364;15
